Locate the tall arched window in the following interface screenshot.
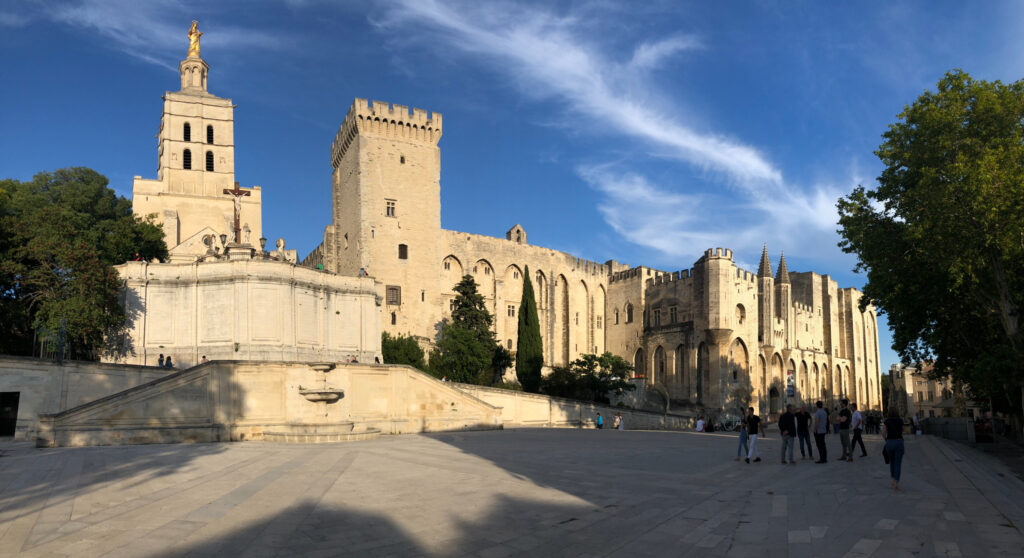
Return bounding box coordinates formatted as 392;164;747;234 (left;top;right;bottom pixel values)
183;122;191;141
183;149;192;169
205;151;214;171
625;303;634;323
206;125;214;144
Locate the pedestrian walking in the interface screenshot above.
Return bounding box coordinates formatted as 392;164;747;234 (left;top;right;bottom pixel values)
696;416;706;432
746;407;764;463
912;413;921;438
813;401;829;463
736;408;750;461
596;413;604;429
613;413;621;430
882;407;906;491
796;405;814;460
838;399;852;461
850;403;867;458
779;404;797;465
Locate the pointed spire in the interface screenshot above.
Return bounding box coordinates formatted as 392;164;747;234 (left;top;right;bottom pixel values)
758;244;772;278
776;251;790;284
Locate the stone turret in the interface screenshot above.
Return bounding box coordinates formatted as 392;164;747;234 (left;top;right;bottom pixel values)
757;244;774;347
774;252;792;344
758;244;772;278
775;252;790;284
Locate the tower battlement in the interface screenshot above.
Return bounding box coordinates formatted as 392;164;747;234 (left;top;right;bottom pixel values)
331;98;443;169
703;247;734;260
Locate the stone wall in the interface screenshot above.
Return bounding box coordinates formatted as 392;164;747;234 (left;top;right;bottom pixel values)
453;383;695;431
37;362;502;447
109;259;382;369
0;356;172;440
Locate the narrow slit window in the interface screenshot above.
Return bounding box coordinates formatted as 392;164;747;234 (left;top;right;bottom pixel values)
206;125;214;144
183;149;192;169
205;150;214;171
398;244;408;259
183;122;191;141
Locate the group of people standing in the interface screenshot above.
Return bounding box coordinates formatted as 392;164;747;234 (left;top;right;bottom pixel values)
735;399;907;490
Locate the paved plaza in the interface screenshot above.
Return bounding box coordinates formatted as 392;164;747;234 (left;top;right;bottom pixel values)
2;428;1024;557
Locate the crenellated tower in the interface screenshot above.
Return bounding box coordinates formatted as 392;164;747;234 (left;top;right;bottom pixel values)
324;98;444;337
698;248;736;408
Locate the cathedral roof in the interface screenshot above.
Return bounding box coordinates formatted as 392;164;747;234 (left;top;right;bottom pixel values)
776;252;790;284
758;244;772;278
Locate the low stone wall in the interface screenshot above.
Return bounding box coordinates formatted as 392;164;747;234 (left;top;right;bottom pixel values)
0;355;172;440
453;384;695;431
37;361;502;447
922;417;976;444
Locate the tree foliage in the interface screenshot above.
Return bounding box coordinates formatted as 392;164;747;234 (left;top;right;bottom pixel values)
433;275;504;384
541;352;636;404
837;70;1024;413
381;332;426;370
515;265;544;392
0;168;167;358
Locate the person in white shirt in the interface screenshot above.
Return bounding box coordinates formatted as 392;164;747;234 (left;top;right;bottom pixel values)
696;417;706;432
850;403;867;458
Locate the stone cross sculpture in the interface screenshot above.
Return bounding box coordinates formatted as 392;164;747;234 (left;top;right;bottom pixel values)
223;182;251;244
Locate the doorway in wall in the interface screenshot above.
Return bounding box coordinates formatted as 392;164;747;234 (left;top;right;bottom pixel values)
0;392;19;437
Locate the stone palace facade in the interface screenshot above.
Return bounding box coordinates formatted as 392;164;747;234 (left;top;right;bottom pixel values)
127;26;882;414
301;98;883;413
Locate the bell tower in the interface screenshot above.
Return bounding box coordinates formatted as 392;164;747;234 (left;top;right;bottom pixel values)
131;21;261;257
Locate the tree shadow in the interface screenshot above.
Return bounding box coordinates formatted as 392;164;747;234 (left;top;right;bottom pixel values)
0;442;228;524
142;495;607;558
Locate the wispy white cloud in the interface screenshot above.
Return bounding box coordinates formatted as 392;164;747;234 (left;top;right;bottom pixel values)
374;0;852;264
376;0;780;185
34;1;286;70
630;35;702;69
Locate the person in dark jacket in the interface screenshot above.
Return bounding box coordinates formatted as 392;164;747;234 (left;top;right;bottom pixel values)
882;407;906;491
796;405;814;460
779;404;797;464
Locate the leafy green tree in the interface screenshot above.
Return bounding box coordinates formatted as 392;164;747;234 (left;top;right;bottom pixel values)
515;265;544;392
837;70;1024;417
381;332;426;370
433;275;500;383
541;352;636;403
0;168;167;358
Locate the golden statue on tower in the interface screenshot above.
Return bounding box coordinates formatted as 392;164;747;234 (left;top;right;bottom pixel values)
187;21;202;58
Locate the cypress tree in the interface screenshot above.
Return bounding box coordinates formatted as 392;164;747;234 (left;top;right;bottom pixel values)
435;275;496;383
516;265;544;392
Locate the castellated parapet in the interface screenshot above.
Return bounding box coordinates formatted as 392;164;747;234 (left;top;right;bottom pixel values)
331;98;443;169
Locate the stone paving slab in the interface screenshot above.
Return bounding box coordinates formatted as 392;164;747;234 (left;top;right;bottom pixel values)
1;429;1023;557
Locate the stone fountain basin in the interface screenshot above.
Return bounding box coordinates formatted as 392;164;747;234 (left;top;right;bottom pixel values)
262;421;381;443
298;389;343;403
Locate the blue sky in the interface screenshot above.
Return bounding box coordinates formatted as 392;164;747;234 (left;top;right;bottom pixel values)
3;1;1022;373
